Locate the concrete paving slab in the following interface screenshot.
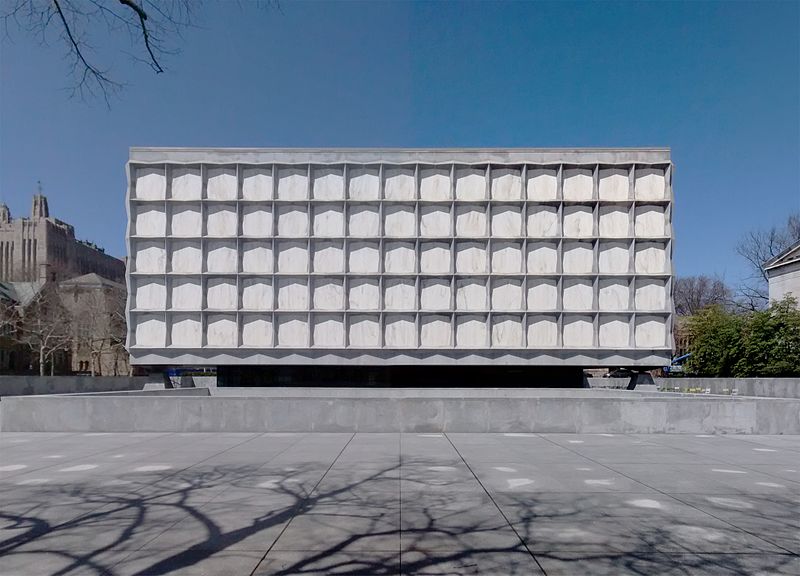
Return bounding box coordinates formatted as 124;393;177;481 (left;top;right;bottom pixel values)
1;432;798;575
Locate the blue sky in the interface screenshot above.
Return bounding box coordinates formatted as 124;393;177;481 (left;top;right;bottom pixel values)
1;0;798;287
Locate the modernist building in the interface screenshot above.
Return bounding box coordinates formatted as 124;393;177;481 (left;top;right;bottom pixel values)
126;148;674;382
0;194;125;284
765;239;800;304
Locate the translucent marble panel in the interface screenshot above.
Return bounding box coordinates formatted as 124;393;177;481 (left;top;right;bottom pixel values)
599;315;630;347
277;314;309;347
134;204;166;237
241;315;273;347
170;166;201;200
491;242;522;273
170;314;202;348
455;242;488;274
527;278;558;311
599;279;629;311
134;314;165;347
206;204;237;237
171;205;202;237
206;278;237;310
348;166;380;200
599;206;629;237
384;167;415;200
277;278;309;311
312;240;344;273
420;206;451;237
563;168;593;201
313;279;344;310
635;242;667;274
456;205;487;237
598;167;629;200
491;278;522;310
420;242;451;274
169;241;201;273
135;166;166;200
563;315;594;347
313;315;344;347
491;206;522;237
207;314;237;346
384;314;416;348
170;278;202;310
348;315;380;347
563;278;593;311
421;278;451;310
241;278;273;311
455;315;486;348
134;278;166;310
492;315;523;347
635;279;667;311
277;205;309;237
348;206;380;237
635;316;667;347
420;167;451;200
313;166;344;200
241;205;272;237
598;242;630;274
348;242;380;273
563;205;594;238
562;241;594;274
422;315;453;347
384;242;415;274
635;205;666;237
242;166;272;200
456;279;487;311
206;241;237;273
527;242;558;274
635;167;666;200
384;205;416;237
455;166;486;200
527;315;558;347
206;166;237;200
277;166;308;200
348;278;380;310
527;168;558;200
384;278;416;310
527;206;559;237
277;241;308;273
135;241;166;273
242;241;273;274
491;167;522;200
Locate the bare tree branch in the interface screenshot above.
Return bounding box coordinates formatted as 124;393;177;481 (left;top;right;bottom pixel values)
117;0;162;73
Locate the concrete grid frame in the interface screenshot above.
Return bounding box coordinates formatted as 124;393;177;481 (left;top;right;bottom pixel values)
125;148;674;367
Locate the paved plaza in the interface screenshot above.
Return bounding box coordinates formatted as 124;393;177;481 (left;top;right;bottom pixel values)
0;432;798;575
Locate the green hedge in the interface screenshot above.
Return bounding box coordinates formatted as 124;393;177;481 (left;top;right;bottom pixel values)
685;298;800;377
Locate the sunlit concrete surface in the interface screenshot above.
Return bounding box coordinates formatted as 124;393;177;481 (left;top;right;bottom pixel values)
1;432;798;575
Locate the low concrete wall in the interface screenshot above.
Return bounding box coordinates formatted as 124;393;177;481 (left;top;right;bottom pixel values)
588;377;800;399
2;391;798;434
0;376;150;397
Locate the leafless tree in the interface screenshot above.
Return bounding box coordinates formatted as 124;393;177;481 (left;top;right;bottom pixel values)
736;212;800;310
17;284;72;376
2;1;277;104
673;275;732;316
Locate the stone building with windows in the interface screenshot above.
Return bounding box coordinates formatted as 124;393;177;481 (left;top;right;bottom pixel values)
765;239;800;304
126;148;674;385
0;194;125;284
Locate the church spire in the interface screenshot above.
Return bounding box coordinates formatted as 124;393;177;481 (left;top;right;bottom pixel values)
31;182;49;219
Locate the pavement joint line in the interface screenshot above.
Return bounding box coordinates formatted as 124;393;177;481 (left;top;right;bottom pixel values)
249;432;357;576
398;431;402;574
443;432;548;576
624;434;800;488
535;433;799;557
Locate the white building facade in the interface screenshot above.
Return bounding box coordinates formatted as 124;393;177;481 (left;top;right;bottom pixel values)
126;148;673;367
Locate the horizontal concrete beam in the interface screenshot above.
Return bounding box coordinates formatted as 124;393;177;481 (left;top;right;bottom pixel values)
2;392;798;434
